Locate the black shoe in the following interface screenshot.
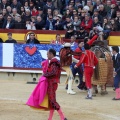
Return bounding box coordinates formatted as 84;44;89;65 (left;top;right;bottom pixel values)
65;84;68;90
77;86;83;90
95;89;98;94
64;118;67;120
85;96;92;99
84;86;87;91
112;97;120;100
92;94;96;97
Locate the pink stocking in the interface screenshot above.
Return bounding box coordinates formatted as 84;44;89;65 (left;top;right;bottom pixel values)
115;88;119;99
48;109;54;120
118;88;120;99
57;108;65;120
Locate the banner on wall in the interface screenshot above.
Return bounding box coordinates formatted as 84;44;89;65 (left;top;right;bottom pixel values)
0;43;77;68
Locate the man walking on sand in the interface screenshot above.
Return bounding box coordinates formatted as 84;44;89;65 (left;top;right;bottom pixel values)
43;49;67;120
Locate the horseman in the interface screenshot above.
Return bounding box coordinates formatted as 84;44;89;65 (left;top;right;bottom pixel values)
59;43;81;95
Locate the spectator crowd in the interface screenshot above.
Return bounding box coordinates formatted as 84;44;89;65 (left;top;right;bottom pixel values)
0;0;120;42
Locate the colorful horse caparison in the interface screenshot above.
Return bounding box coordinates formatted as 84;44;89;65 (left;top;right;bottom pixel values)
91;41;113;95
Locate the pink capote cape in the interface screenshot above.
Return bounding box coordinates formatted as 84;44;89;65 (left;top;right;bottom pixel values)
26;60;49;109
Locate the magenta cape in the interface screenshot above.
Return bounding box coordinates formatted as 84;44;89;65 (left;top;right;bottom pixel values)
26;76;48;109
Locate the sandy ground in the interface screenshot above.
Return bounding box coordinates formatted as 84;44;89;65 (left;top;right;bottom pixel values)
0;80;120;120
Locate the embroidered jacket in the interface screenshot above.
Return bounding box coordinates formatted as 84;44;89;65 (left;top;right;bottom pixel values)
43;58;61;83
76;50;98;68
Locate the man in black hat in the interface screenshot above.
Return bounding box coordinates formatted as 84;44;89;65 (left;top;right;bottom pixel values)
65;24;77;39
76;26;89;40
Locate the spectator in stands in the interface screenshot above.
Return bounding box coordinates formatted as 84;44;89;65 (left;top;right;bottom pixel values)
92;16;102;28
81;13;93;32
0;38;3;43
2;15;14;29
92;9;103;22
0;0;9;11
26;32;40;44
46;8;53;20
72;9;78;19
73;15;81;31
5;32;17;43
68;4;74;16
80;9;85;21
38;7;46;21
29;1;35;10
31;6;39;16
116;11;120;31
0;13;4;28
35;0;44;10
53;9;60;20
99;4;107;18
70;35;77;46
24;1;29;10
11;8;20;20
115;11;120;22
65;24;77;39
63;15;72;30
35;16;45;30
22;8;31;22
53;0;63;10
86;0;94;15
102;17;111;31
93;0;101;10
20;6;25;16
105;0;111;18
110;3;117;19
63;9;72;19
26;19;31;30
110;18;118;31
44;14;56;30
78;5;83;17
54;14;64;30
2;8;8;19
75;0;82;10
14;16;25;29
76;26;89;40
116;3;120;12
6;6;12;15
43;0;55;14
11;0;22;14
51;34;62;44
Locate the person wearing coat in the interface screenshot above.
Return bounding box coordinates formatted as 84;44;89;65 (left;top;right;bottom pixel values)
2;15;14;29
72;15;81;31
81;13;93;32
112;46;120;100
44;15;56;30
26;32;40;44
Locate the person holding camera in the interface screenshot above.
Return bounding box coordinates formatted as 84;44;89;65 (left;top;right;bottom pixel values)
54;14;64;30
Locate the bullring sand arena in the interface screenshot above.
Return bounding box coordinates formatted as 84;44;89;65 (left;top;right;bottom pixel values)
0;79;120;120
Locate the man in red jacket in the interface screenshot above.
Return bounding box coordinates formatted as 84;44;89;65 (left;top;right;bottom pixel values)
43;49;67;120
81;13;93;32
74;35;98;99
